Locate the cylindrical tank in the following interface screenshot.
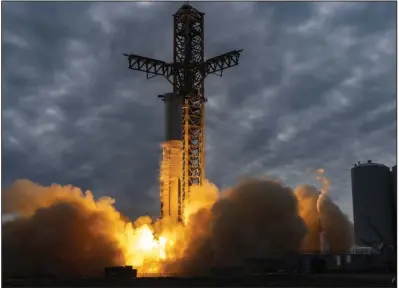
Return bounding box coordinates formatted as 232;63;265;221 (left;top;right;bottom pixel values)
160;93;182;141
351;161;395;247
392;165;397;246
392;165;397;208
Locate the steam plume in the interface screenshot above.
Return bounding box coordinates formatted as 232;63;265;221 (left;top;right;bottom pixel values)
294;169;354;253
315;168;331;213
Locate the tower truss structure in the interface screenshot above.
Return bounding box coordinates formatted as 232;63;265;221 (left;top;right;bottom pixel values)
124;4;242;221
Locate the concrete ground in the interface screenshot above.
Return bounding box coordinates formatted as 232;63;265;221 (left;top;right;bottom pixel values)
3;273;397;288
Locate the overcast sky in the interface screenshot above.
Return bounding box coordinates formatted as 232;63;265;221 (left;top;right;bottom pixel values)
2;1;396;220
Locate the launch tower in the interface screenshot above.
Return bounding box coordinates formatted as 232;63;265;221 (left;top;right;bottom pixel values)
124;3;242;222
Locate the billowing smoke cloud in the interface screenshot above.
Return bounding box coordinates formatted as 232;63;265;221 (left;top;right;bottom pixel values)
2;180;126;278
295;184;321;252
164;176;353;276
294;184;354;253
2;174;354;278
164;177;307;276
319;198;354;252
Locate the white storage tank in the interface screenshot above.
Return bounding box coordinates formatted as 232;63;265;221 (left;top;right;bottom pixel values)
351;160;395;247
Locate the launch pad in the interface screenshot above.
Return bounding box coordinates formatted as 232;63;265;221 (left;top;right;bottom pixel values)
4;272;395;287
124;3;242;222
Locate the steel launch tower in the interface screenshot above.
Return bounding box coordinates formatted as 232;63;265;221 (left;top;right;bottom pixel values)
124;3;242;222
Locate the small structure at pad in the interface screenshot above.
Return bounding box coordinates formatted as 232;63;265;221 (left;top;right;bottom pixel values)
104;266;137;278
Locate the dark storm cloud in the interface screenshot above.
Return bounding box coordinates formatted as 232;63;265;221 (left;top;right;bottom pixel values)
2;2;396;220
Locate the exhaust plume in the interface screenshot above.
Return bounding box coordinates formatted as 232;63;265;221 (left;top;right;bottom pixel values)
164;177;308;276
2;180;126;277
2;170;354;278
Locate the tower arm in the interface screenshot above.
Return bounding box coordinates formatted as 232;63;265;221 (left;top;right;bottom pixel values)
124;53;174;83
205;49;243;77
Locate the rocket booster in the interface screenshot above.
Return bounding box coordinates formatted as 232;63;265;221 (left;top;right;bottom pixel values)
159;93;183;222
160;93;182;141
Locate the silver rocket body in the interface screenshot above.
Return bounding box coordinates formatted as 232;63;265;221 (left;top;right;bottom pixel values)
160;93;182;141
159;93;183;222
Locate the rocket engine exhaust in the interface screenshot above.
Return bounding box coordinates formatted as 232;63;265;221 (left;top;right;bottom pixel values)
2;170;354;278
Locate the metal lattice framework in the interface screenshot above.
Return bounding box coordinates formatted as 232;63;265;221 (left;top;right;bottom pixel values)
124;4;242;221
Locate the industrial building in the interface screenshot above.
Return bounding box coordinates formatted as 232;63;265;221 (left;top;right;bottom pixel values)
351;160;396;248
